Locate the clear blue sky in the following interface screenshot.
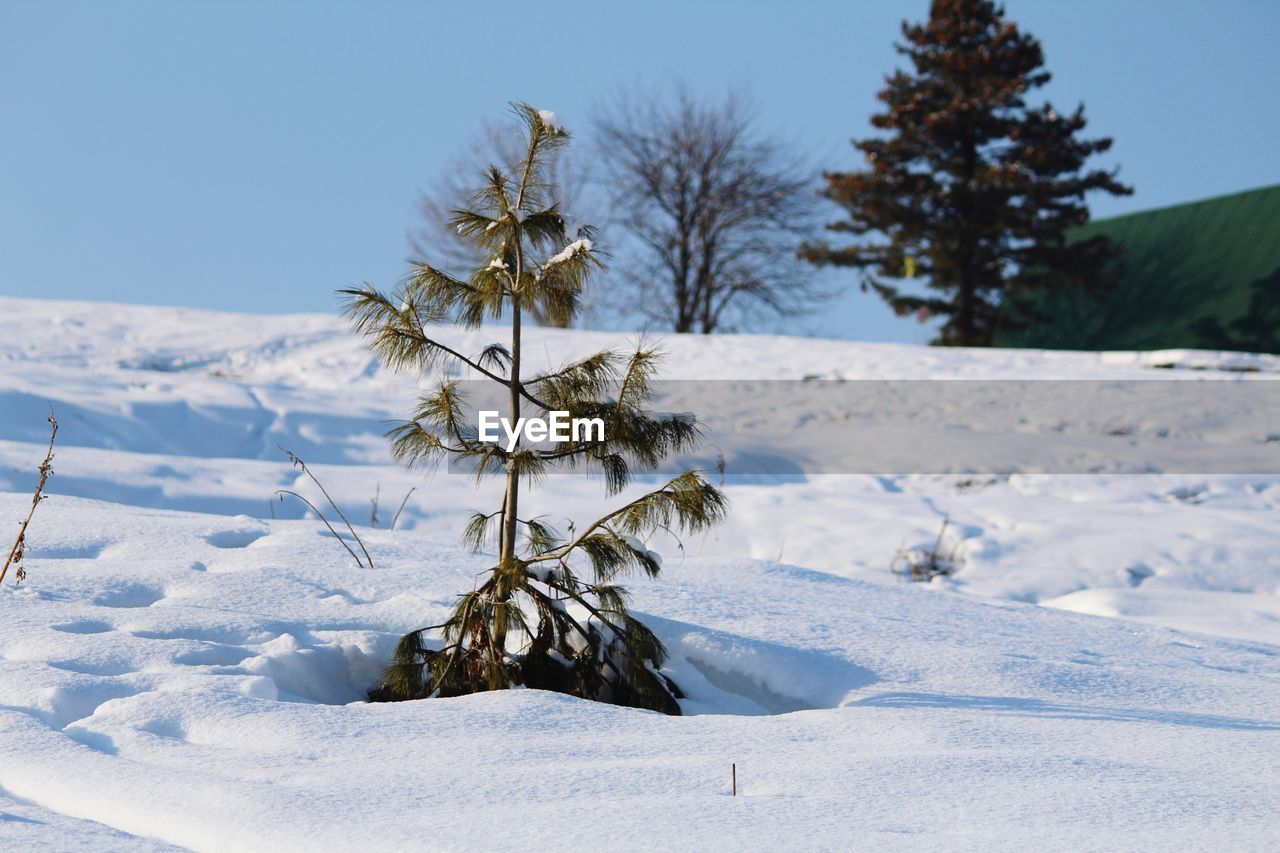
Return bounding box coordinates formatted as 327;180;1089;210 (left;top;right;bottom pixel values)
3;0;1277;342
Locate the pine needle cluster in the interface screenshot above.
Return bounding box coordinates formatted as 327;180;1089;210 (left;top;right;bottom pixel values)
344;104;726;715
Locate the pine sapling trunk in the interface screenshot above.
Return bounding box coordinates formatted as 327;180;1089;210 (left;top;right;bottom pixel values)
496;149;533;656
503;306;523;569
495;302;522;656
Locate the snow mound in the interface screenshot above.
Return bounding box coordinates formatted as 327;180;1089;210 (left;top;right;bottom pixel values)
0;501;1275;849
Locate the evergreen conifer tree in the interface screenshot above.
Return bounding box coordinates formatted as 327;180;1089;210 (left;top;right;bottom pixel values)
801;0;1132;346
342;105;726;715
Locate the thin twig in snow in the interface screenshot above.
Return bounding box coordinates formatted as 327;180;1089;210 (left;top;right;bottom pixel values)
391;487;417;531
274;490;366;569
1;409;58;588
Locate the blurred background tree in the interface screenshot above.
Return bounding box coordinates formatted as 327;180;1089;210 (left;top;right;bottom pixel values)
802;0;1132;346
593;83;823;334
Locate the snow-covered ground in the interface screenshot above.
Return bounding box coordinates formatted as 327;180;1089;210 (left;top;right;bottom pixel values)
0;296;1276;850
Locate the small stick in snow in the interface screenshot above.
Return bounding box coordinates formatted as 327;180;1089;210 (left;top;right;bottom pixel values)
931;516;950;559
732;762;737;797
1;409;58;588
390;487;416;532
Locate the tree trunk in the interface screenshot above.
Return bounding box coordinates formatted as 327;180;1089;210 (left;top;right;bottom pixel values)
958;117;978;346
502;305;522;567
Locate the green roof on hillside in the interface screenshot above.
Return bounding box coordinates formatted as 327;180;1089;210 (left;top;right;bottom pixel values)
996;184;1280;353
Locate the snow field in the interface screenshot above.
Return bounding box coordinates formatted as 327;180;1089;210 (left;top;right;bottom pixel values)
0;296;1276;849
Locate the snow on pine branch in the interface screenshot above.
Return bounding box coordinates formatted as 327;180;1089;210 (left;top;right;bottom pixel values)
537;109;563;132
543;238;592;269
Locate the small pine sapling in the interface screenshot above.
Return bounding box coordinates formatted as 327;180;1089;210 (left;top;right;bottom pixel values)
343;104;726;715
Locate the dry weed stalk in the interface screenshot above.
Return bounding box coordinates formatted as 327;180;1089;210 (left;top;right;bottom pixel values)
274;446;374;569
891;516;962;583
1;410;58;587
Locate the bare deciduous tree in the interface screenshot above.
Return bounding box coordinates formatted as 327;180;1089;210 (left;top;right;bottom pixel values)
593;85;820;334
411;115;596;327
